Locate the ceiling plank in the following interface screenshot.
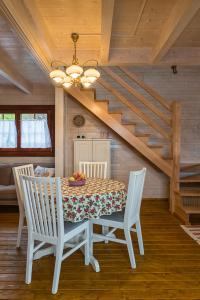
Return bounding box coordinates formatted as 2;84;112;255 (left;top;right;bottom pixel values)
129;0;148;36
0;47;32;93
23;0;54;61
0;0;52;73
100;0;115;64
151;0;200;63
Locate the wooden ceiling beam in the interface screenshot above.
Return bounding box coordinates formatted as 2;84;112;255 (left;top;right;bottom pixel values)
151;0;200;63
0;0;52;73
100;0;115;64
0;47;32;93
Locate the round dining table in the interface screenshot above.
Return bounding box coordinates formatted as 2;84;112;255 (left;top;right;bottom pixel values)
61;177;127;222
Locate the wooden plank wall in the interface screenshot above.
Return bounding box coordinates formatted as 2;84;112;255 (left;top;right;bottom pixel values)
0;66;200;198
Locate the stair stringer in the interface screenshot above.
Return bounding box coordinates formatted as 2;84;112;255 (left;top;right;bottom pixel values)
66;87;172;177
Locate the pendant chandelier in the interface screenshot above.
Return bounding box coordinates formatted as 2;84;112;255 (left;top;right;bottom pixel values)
49;33;100;89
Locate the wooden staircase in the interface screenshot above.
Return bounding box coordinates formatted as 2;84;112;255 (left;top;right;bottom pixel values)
175;164;200;224
65;66;183;218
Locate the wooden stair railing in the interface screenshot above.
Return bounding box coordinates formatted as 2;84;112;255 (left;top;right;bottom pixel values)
119;67;172;111
65;67;182;219
98;78;171;140
66;87;172;177
170;102;181;213
103;67;171;126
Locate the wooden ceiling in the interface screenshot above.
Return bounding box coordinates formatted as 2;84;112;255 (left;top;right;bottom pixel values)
0;0;200;92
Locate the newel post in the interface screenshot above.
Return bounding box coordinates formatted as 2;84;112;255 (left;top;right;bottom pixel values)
170;101;181;213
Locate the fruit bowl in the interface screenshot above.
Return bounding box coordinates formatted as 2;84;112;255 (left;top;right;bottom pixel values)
68;179;86;187
68;172;86;187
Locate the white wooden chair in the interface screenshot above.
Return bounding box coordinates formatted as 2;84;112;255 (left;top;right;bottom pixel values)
20;175;90;294
79;161;107;179
13;164;34;248
91;168;146;269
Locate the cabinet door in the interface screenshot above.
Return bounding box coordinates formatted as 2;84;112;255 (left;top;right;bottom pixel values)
92;140;110;178
74;140;92;171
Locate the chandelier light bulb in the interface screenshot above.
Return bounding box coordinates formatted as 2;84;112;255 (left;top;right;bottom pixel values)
49;69;66;84
62;76;73;88
84;68;100;83
66;64;83;79
81;76;91;88
53;77;63;83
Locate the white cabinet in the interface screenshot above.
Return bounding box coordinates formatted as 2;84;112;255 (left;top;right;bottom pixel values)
74;139;111;178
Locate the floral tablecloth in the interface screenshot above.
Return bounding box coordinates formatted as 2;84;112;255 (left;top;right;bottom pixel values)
61;178;127;222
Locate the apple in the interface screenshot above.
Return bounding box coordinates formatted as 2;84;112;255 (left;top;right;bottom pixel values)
68;176;75;182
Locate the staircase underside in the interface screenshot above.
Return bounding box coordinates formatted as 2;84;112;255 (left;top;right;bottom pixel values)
67;87;172;177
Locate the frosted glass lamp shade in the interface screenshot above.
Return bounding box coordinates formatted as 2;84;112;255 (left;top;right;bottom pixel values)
81;76;91;88
84;68;100;83
66;64;83;79
62;76;73;88
49;69;66;84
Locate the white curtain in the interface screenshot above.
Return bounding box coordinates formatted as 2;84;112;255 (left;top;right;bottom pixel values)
21;119;52;148
0;120;17;148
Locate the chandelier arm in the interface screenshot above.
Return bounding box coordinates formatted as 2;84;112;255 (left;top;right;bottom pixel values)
51;60;68;68
82;59;99;67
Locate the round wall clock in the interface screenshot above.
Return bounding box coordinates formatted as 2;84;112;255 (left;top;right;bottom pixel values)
73;115;85;127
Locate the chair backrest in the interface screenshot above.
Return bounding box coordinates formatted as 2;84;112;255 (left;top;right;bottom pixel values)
20;175;64;240
13;164;34;211
124;168;146;228
79;161;107;179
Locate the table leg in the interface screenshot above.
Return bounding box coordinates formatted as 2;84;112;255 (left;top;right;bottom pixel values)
89;221;100;272
76;223;100;272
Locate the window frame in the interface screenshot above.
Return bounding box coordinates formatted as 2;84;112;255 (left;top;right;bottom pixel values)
0;105;55;157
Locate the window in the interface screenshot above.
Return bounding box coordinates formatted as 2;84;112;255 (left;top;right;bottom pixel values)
0;106;55;156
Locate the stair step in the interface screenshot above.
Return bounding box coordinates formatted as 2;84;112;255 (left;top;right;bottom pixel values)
122;122;136;133
94;100;109;111
179;188;200;197
179;175;200;183
135;133;150;144
109;111;122;122
182;206;200;214
180;163;200;172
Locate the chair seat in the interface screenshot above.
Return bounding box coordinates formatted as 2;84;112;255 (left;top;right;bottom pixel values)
100;209;125;223
64;219;87;234
92;209;125;229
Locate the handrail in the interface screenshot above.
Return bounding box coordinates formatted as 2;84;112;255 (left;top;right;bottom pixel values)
103;67;171;126
119;67;172;111
98;78;171;140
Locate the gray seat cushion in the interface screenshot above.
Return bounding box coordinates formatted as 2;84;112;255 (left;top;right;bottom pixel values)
100;209;125;223
64;219;87;234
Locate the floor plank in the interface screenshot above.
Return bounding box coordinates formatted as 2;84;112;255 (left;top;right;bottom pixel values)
0;200;200;299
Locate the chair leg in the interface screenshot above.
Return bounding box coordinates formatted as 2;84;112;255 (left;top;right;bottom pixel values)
89;221;93;258
16;210;25;248
124;229;136;269
84;224;90;265
52;244;63;294
26;234;34;284
136;220;144;255
102;226;109;244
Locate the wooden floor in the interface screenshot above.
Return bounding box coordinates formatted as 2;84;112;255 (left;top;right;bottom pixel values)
0;200;200;300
